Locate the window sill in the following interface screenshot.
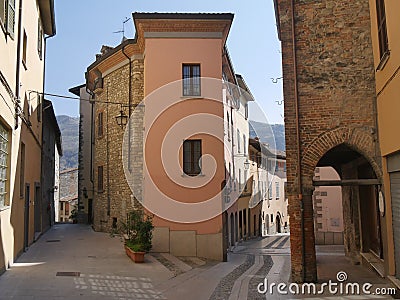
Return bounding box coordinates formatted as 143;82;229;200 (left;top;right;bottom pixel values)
181;173;205;177
376;50;390;71
181;96;202;99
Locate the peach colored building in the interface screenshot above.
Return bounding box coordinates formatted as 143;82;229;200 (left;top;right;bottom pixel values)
85;13;255;261
313;167;344;245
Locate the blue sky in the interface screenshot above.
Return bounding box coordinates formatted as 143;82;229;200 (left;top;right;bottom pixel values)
45;0;284;124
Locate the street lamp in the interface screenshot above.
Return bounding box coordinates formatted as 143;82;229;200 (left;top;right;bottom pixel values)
115;109;128;127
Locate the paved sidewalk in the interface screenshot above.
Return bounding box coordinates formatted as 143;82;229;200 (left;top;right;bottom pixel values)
0;224;173;299
0;226;397;299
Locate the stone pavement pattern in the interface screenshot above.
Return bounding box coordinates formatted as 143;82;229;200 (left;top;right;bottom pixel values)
0;225;397;300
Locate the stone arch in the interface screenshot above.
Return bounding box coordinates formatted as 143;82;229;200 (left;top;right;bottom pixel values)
301;126;381;184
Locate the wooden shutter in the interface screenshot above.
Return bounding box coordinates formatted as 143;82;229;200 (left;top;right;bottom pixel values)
7;0;15;38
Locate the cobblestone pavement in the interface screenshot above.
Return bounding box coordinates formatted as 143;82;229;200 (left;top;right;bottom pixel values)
209;254;255;300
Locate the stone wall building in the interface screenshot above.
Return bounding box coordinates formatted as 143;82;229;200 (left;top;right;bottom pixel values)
274;0;392;282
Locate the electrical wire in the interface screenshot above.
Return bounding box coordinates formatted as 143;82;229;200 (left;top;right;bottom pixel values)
29;90;136;106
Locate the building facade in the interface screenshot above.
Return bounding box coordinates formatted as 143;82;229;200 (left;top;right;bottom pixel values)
69;84;94;224
41;99;62;232
274;0;390;282
258;143;289;236
369;0;400;285
313;167;344;245
0;0;55;274
85;13;259;261
58;168;78;222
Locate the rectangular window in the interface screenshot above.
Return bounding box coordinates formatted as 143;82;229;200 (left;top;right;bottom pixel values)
284;182;287;200
60;201;64;211
37;18;43;60
0;0;6;29
268;185;272;199
182;64;200;96
2;0;15;38
97;166;104;192
19;142;25;198
183;139;201;176
22;30;27;67
97;112;103;137
239;169;241;189
276;182;280;199
376;0;388;60
237;129;241;153
37;94;42;122
243;134;246;155
0;122;9;207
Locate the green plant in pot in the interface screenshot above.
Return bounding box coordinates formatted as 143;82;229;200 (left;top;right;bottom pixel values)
122;210;154;263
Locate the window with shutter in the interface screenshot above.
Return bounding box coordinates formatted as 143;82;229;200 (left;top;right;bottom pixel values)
183;139;202;176
37;18;43;59
0;0;6;30
376;0;389;60
7;0;15;38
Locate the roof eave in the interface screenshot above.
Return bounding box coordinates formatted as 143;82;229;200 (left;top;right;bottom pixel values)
38;0;56;36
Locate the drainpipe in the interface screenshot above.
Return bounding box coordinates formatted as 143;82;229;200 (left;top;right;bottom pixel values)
14;0;23;129
85;85;95;187
290;0;306;281
106;85;110;216
122;45;132;173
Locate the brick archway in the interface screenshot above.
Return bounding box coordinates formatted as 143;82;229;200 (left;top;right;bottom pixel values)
301;126;381;183
291;126;383;282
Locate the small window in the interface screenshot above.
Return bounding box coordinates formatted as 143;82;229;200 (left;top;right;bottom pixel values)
22;30;27;68
37;18;43;60
226;112;230;140
237;129;241;153
97;166;104;192
60;202;64;210
97;112;103;137
375;0;389;60
320;191;328;196
37;94;42;122
0;0;6;29
182;64;200;96
19;142;25;198
3;0;15;38
243;134;246;155
268;185;272;199
0;122;9;207
183;139;202;176
276;182;280;199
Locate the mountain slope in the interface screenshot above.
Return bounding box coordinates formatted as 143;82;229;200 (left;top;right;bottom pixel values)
249;120;285;151
56;115;79;170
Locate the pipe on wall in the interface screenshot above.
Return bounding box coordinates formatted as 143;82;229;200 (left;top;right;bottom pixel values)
290;0;306;281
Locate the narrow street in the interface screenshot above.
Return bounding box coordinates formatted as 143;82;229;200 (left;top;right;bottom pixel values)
0;224;395;299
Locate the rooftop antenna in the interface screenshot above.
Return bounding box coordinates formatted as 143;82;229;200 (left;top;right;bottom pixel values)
113;17;131;42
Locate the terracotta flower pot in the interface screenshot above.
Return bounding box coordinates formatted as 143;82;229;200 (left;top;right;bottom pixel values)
125;245;145;263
